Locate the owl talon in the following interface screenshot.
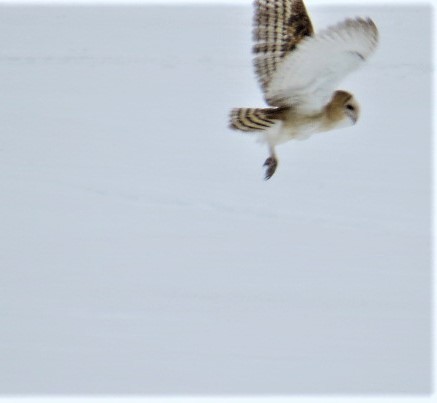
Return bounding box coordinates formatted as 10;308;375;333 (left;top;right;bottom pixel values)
263;156;278;180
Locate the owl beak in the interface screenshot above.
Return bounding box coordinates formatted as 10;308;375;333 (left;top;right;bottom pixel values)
347;112;358;125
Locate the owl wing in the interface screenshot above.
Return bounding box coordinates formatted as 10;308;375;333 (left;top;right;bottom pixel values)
253;0;314;94
265;18;379;112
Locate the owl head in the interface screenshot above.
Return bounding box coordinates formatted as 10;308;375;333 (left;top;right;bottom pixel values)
327;90;360;129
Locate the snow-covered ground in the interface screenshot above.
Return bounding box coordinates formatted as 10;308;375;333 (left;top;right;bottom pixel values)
0;3;431;395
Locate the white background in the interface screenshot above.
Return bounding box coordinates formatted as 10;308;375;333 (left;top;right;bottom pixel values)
0;0;434;402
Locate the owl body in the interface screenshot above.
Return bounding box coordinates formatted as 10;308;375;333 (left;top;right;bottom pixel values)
229;0;378;179
262;105;353;147
262;111;324;146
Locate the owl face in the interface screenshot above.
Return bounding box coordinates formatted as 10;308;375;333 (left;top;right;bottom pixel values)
343;97;360;125
327;91;360;130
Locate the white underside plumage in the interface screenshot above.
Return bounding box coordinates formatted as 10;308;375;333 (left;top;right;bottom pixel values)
256;114;353;148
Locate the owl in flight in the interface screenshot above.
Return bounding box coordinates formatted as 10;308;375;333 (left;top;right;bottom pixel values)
229;0;379;179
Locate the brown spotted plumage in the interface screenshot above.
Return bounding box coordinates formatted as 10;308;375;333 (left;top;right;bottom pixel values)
229;0;379;180
253;0;314;95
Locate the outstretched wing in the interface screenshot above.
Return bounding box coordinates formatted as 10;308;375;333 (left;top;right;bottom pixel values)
253;0;314;95
266;18;379;112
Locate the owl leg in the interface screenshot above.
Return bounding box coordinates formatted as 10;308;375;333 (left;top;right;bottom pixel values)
263;146;278;180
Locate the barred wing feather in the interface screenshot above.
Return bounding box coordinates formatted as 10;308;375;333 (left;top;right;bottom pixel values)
253;0;314;94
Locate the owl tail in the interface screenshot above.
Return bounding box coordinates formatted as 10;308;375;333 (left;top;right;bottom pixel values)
229;107;280;132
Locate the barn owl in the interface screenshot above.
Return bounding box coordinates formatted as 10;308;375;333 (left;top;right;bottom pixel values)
229;0;379;179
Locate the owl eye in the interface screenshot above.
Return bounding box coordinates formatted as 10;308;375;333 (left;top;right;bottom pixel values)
346;104;355;111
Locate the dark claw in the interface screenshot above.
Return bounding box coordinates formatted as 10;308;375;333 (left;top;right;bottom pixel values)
263;156;278;180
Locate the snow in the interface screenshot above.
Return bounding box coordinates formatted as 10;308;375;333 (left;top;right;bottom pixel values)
0;3;432;396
